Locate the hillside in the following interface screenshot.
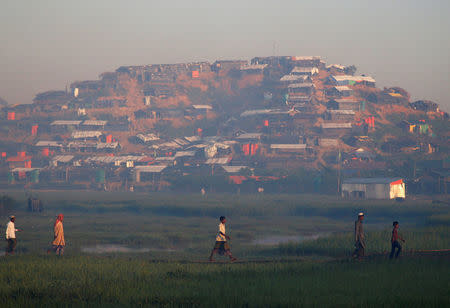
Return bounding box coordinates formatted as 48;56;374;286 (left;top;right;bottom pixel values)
0;56;448;194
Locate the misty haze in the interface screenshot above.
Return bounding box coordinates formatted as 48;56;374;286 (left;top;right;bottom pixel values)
0;1;448;307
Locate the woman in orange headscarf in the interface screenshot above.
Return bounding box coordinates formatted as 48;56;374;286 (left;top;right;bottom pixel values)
51;214;65;255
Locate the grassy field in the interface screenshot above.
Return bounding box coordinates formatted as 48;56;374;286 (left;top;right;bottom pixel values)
0;191;448;306
0;256;448;307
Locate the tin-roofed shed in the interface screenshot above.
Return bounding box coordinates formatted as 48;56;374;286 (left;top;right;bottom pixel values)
342;178;405;199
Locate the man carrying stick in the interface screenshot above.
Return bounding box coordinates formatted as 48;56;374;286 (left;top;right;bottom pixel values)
352;212;365;260
209;216;237;262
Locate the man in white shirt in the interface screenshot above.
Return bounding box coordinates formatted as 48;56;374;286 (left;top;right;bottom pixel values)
209;216;237;262
5;215;20;255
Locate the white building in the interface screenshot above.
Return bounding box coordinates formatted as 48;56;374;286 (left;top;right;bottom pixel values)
341;178;405;199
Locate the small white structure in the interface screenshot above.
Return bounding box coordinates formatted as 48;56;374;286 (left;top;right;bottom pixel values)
342;178;405;200
51;155;74;167
291;67;319;76
71;131;102;139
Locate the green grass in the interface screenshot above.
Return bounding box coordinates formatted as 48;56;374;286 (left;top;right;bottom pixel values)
0;191;448;306
277;226;450;257
0;256;448;307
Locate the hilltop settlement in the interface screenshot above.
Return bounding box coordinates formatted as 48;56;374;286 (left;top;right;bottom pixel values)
1;56;449;197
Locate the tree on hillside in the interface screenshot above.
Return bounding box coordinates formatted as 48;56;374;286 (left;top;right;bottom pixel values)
344;65;357;76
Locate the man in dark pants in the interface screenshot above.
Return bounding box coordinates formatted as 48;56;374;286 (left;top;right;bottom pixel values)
5;215;20;255
390;221;405;259
352;212;365;260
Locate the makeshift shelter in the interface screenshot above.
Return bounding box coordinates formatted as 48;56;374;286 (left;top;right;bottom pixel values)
341;178;405;199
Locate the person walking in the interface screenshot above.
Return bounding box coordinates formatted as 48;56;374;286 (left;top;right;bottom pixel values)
5;215;21;255
209;216;237;262
389;221;405;259
352;212;365;260
50;214;65;255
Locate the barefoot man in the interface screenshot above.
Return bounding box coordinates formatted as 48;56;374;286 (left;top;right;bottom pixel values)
209;216;237;262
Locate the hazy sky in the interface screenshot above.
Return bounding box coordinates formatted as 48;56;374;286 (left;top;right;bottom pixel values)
1;0;449;110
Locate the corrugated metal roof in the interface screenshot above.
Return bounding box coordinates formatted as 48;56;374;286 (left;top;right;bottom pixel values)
280;75;307;82
236;133;262;139
205;157;231;165
67;141;97;148
289;96;312;102
334;98;359;103
332;75;376;83
222;166;247;173
83;120;108;126
174;151;196;158
96;142;119;149
291;67;318;74
335;86;352;92
51;120;82;126
203;136;222;142
35;141;62;147
240;109;288;117
187;143;209;149
11;168;40;172
321;123;352;129
184;136;201;143
288;83;314;88
137;133;160;142
134;165;168;173
343;178;402;184
155;157;176;162
85;155;144;164
52;155;74;163
328;110;355;115
240;64;267;70
326;64;345;70
222;140;238;145
192;105;212;110
150;141;183;149
72;131;102;139
270;144;306;150
174;138;190;146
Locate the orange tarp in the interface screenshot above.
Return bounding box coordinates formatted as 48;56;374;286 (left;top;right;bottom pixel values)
390;179;403;185
229;176;247;184
7;155;32;162
31;125;38;135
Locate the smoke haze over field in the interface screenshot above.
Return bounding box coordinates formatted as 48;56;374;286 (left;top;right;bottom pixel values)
0;0;449;110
